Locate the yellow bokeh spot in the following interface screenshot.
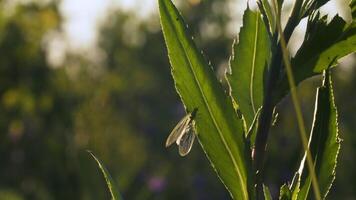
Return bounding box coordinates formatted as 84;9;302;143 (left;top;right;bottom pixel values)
188;0;201;6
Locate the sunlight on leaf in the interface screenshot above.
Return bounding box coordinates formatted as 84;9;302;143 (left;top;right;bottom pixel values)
227;7;270;128
296;72;340;200
159;0;253;198
88;151;123;200
263;185;272;200
279;184;292;200
279;2;356;98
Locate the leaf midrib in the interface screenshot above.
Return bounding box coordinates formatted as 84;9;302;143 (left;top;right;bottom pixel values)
185;46;248;199
162;4;248;199
250;13;260;114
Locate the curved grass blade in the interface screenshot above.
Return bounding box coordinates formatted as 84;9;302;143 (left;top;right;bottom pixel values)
88;151;123;200
290;173;301;200
263;185;272;200
296;72;340;200
159;0;252;198
279;184;292;200
273;0;322;197
227;7;270;128
258;0;275;35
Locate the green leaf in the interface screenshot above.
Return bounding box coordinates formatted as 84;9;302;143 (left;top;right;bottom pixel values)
309;0;331;12
159;0;252;199
88;151;123;200
351;0;356;19
227;7;270;128
285;11;356;92
246;107;262;147
258;0;275;35
296;72;340;200
290;173;301;200
279;180;301;200
277;0;284;18
279;184;292;200
263;185;273;200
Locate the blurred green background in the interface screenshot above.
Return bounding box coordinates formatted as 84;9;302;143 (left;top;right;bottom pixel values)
0;0;354;199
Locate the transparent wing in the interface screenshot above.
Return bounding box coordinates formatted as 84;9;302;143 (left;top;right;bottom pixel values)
178;127;196;156
176;122;192;145
165;113;191;147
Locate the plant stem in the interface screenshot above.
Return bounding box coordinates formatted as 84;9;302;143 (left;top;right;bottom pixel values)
253;0;306;197
253;41;282;199
284;0;304;41
276;5;322;199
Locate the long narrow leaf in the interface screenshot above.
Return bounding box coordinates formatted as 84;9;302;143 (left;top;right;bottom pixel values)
296;72;340;200
263;185;273;200
88;151;123;200
159;0;252;199
227;7;270;128
279;184;292;200
351;0;356;18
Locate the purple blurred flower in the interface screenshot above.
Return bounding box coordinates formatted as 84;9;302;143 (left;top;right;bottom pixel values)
147;176;166;193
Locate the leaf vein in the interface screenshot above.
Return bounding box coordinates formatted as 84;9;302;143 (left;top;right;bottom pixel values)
165;11;248;200
250;13;260;114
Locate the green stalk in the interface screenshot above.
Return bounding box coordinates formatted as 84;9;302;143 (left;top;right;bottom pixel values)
283;0;304;41
272;0;321;199
253;0;306;196
253;40;283;199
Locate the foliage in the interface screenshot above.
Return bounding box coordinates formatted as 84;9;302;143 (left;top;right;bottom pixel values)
295;72;340;199
0;0;356;199
88;151;123;200
159;0;355;199
1;0;235;199
159;0;252;198
0;1;81;199
227;7;270;129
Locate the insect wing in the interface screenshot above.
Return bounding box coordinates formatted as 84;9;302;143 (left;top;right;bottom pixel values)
178;127;196;156
176;122;192;145
165;113;191;147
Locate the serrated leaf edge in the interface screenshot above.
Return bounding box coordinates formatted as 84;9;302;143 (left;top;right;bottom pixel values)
158;0;249;199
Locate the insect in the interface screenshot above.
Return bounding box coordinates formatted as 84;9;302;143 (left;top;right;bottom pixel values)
165;109;198;156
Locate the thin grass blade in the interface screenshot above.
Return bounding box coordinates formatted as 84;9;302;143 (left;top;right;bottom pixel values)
88;151;123;200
